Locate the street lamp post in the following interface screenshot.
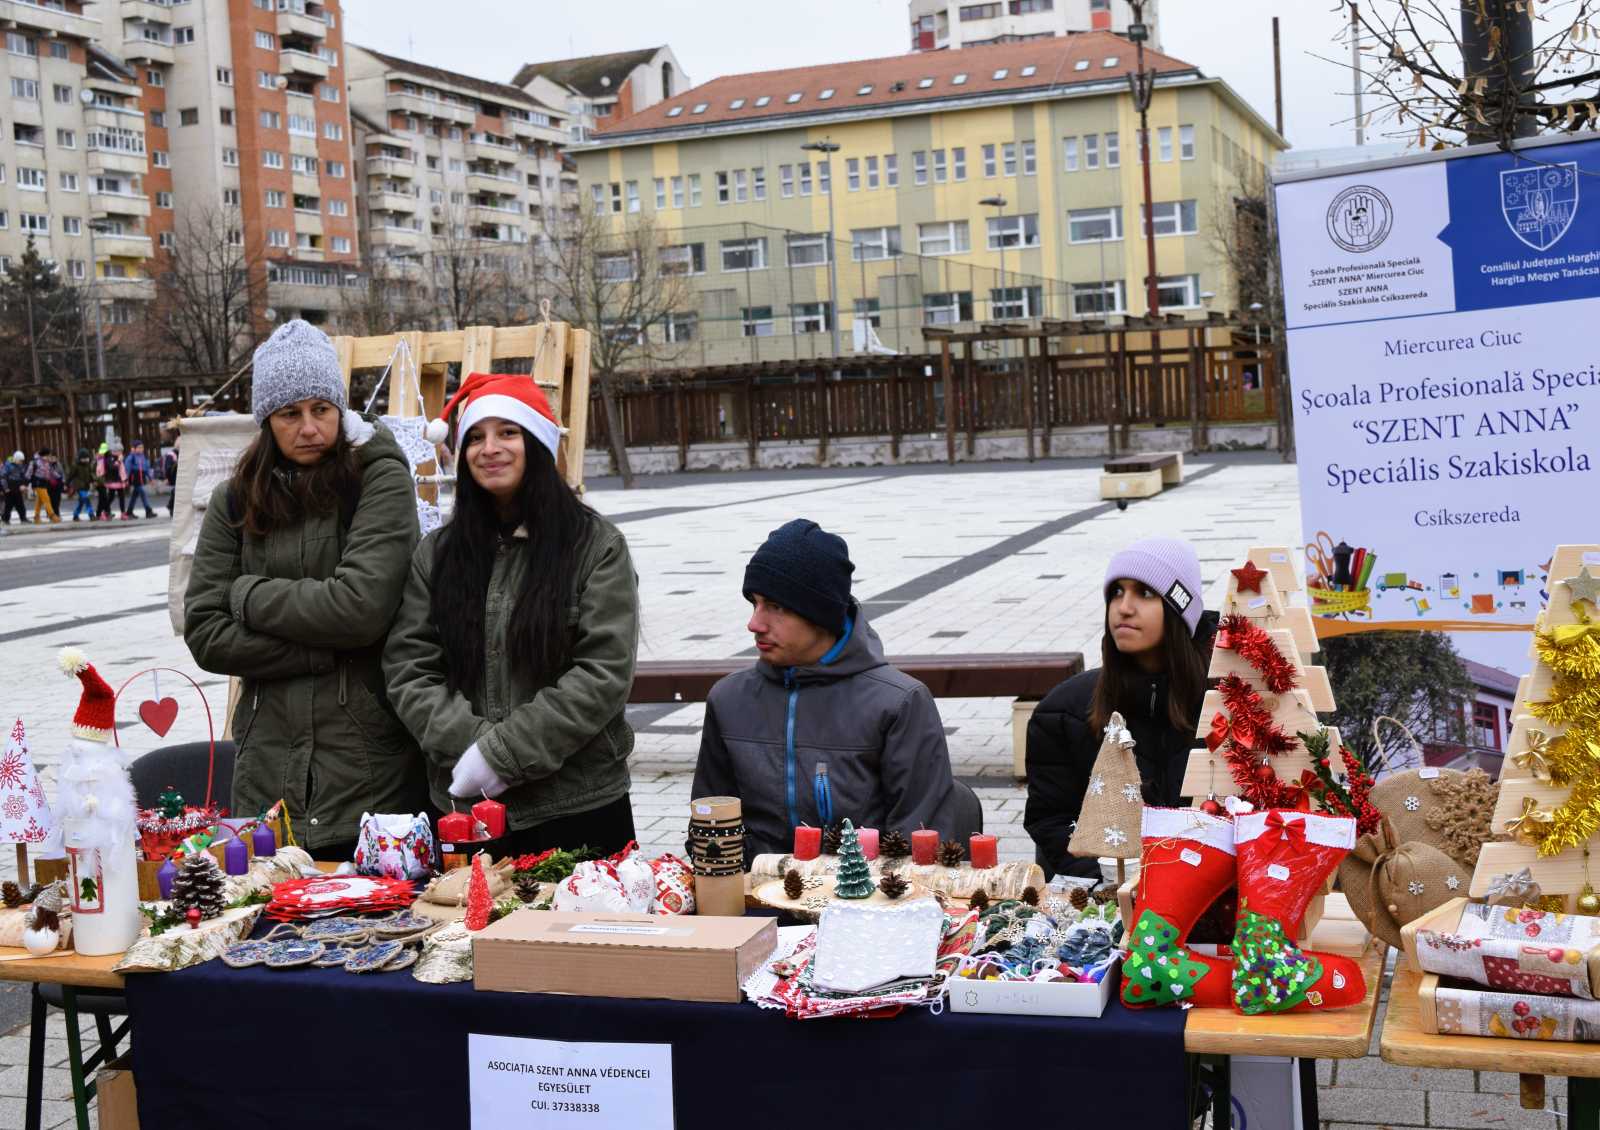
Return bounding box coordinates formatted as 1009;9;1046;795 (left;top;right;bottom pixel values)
1126;3;1161;320
85;222;107;383
979;195;1008;319
799;139;842;359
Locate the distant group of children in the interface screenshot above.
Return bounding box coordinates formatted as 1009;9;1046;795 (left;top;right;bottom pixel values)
0;439;178;527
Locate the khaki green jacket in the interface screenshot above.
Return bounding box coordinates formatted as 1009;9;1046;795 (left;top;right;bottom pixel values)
382;515;637;828
182;421;424;852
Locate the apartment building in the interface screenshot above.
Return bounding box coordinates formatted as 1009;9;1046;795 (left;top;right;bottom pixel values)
910;0;1160;52
512;46;687;144
575;32;1280;366
0;1;156;330
346;44;569;308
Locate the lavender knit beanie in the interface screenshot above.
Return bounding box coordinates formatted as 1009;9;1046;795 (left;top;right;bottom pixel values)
251;319;347;425
1104;537;1204;636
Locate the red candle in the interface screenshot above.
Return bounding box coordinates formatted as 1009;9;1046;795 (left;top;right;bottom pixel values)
857;828;880;861
472;796;507;840
911;829;939;866
438;811;474;845
969;833;998;870
793;825;821;861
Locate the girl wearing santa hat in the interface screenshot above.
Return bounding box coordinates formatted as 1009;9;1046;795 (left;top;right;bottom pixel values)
384;372;640;855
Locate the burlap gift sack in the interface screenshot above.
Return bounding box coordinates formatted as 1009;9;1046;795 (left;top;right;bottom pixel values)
1067;712;1143;861
1342;817;1464;949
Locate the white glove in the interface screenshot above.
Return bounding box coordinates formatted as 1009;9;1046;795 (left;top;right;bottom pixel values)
449;742;509;799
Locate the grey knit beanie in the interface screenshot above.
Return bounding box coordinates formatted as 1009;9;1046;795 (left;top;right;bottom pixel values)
1104;537;1205;636
251;319;347;425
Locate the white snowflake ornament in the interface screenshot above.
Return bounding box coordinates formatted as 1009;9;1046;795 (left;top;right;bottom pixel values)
1446;875;1461;891
1120;783;1141;803
1103;826;1128;848
1087;775;1106;797
1408;880;1425;896
1403;795;1421;812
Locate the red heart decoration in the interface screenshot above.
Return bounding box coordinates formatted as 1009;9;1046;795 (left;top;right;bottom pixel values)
139;697;179;737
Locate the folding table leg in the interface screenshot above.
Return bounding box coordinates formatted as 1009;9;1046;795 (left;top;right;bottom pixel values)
1570;1076;1600;1130
59;987;93;1130
1209;1054;1232;1130
24;984;45;1130
1298;1057;1320;1128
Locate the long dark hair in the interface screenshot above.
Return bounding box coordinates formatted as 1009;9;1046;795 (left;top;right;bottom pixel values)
228;419;361;537
1090;601;1210;735
429;429;596;699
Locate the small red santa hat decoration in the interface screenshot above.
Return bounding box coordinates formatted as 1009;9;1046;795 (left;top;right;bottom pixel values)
59;648;116;743
422;372;566;459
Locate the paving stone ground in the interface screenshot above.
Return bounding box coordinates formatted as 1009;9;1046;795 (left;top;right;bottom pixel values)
0;452;1538;1128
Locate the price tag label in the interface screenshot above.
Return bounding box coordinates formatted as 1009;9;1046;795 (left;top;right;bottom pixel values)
1270;552;1289;564
1267;863;1291;882
1584;551;1600;565
469;1035;673;1130
1249;597;1269;609
1419;767;1441;780
1180;848;1203;868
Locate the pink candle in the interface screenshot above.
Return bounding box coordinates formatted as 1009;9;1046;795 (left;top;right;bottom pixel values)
472;796;507;840
969;833;998;870
857;827;880;861
793;825;821;861
911;829;939;866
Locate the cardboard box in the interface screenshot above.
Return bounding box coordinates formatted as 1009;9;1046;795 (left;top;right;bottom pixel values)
472;910;777;1004
948;960;1121;1018
97;1053;139;1130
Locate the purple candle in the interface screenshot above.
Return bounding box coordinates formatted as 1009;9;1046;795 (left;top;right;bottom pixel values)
157;857;178;900
251;822;276;858
224;835;249;875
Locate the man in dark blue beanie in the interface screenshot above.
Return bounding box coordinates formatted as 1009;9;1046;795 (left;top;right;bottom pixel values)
693;519;979;860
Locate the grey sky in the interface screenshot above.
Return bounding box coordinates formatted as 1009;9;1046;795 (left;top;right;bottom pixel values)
342;0;1367;152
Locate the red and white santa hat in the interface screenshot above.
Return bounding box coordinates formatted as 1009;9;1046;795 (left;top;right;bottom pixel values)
58;648;116;743
422;372;566;459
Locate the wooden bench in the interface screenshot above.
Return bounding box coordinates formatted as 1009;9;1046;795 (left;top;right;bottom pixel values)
630;652;1083;779
1099;450;1184;501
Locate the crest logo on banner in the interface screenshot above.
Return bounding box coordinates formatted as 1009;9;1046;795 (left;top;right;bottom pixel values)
1500;163;1578;251
1325;184;1393;254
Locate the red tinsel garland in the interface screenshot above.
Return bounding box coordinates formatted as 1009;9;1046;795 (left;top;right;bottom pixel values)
1213;675;1303;808
1219;614;1298;694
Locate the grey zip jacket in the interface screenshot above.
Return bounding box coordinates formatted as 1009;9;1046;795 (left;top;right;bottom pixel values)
691;601;963;858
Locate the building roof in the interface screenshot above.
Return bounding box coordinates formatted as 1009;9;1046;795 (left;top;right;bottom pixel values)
511;47;663;99
592;32;1196;141
349;107;389;135
352;44;547;111
1462;658;1519;697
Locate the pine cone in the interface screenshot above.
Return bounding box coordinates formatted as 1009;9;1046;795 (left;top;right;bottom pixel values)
878;871;909;899
1021;885;1040;907
821;820;845;855
513;873;541;904
880;829;911;859
170;851;228;921
1069;886;1090;910
783;868;805;900
1;881;20;908
937;839;964;868
968;889;990;912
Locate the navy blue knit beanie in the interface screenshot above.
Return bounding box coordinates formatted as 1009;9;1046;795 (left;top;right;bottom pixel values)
743;519;855;635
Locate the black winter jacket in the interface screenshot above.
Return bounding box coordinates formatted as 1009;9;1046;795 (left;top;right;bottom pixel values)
1023;668;1196;880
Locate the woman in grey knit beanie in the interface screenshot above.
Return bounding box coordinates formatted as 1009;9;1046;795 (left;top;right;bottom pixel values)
181;319;427;862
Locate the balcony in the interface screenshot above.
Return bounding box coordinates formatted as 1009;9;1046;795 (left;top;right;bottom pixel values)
0;0;100;39
121;0;170;24
467;139;519;164
369;191;416;213
88;148;148;176
85;106;143;130
466;171;519;194
92;275;155;302
508;116;561;143
121;35;173;65
367;156;415;179
368;226;420;250
289;131;319;158
279;49;330;80
294;212;324;237
388;93;475;126
276;9;327;39
90;192;152;220
291;172;321;197
90;231;152;259
286;245;324;263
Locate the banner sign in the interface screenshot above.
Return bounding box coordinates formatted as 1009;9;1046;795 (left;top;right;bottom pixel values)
1274;134;1600;630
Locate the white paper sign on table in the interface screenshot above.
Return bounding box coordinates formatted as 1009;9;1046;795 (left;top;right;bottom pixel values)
468;1034;673;1130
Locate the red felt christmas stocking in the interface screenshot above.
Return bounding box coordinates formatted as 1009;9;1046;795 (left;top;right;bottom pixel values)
1121;807;1237;1008
1232;809;1367;1014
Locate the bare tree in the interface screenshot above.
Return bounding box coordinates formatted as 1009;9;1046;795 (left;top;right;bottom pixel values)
539;208;694;487
1338;0;1600;146
338;259;433;337
424;208;524;330
143;206;266;377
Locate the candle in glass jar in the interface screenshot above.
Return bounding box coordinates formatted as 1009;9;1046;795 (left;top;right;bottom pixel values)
969;833;998;870
793;825;821;861
223;835;249;875
857;827;880;861
157;857;178;900
250;822;276;858
437;811;474;844
472;796;507;840
911;828;939;865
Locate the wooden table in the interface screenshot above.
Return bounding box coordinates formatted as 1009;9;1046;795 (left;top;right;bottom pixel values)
1382;966;1600;1130
1182;894;1387;1128
629;652;1081;703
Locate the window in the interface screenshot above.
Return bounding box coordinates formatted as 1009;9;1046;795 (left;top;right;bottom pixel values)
597;252;637;281
1157;273;1201;308
885;154;898;188
258;70;275;89
67;259;85;280
854;298;881;327
754;96;771;106
145;66;163;84
590;184;605;216
1106;132;1120;167
175;27;195;44
798;163;812;196
223;148;239;166
753;167;766;200
819;161;831;194
933;149;947;183
982;144;996;177
917;77;934;89
1021;140;1036;176
53;84;73;105
6;32;35;57
862;156;878;189
217;66;233;85
741;307;774;337
721;237;767;271
660;243;706;275
331;236;351;253
11;78;38;101
268;229;290;248
56;129;76;149
912;151;927;185
993;68;1009;79
327;161;344;177
1063;136;1078;171
17;168;45;190
626;180;640;213
1472;701;1502;749
259;110;280;129
49;42;67;60
1071;280;1126;316
670;175;685;208
952;147;966;180
1144;200;1198;236
960;3;1001;17
991;285;1042;319
263;151;284;169
157;191;173;208
716;171;730;204
217;109;233;126
688;174;702;206
329;199;348;216
791;302;831;334
323;121;343;141
785;232;830;267
691;102;708;115
152;150;170;168
1084;133;1100;169
923;291;972;325
1068;206;1122;242
159;232;175;251
321;83;340;102
1158;126;1173;162
19;213;48;235
58;172;79;192
265;189;286;207
779;165;794;197
732;169;748;202
987;213;1039;249
1179;124;1196;160
222;188;241;207
819;88;835;100
255;30;275;49
1011;0;1052;12
918;220;969;256
850;226;901;261
785;92;802;104
662;312;697;342
151;110;167;127
846;158;860;191
63;217;81;235
1002;142;1017;176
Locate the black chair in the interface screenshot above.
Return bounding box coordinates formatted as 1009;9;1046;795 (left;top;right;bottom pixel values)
946;778;984;842
26;740;236;1130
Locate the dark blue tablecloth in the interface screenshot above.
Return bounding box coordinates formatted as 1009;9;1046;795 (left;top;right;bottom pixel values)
124;944;1186;1129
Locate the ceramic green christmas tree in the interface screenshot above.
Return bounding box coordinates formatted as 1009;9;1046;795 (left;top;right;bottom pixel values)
834;819;875;899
